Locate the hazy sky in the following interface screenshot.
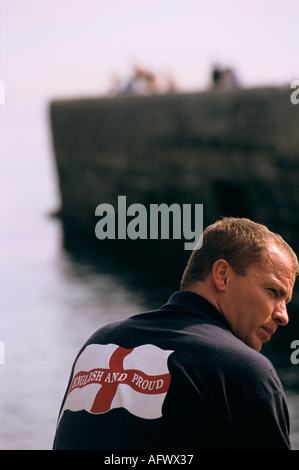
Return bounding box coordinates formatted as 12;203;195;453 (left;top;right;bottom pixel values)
1;0;298;102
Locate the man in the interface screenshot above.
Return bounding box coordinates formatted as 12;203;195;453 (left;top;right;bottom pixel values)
53;217;298;450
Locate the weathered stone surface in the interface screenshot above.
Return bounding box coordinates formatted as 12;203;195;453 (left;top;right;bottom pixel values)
49;87;299;302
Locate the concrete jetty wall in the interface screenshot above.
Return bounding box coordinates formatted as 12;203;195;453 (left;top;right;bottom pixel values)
49;87;299;258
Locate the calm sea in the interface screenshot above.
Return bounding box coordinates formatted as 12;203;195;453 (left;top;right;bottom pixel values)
0;100;298;450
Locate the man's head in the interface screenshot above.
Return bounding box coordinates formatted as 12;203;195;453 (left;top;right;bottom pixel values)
180;217;298;351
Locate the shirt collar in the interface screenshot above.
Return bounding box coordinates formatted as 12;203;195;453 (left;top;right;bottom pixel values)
165;290;232;331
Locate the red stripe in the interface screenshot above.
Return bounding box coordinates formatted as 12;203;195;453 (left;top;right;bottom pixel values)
68;346;171;414
91;346;132;413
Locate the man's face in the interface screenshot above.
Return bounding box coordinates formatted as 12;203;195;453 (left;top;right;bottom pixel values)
220;245;296;351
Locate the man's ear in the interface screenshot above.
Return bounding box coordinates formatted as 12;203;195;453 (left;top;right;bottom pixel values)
211;259;230;292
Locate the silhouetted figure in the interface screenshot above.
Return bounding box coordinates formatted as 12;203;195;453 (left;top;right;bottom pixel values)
211;65;239;90
109;63;177;96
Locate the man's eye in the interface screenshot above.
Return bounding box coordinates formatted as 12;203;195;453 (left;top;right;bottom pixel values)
268;288;277;296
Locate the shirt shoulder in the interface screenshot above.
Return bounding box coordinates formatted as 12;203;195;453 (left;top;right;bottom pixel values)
210;332;285;401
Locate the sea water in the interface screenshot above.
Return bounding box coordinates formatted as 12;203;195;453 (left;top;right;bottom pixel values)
0;100;298;450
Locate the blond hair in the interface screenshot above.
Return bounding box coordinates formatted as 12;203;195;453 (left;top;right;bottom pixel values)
180;217;299;290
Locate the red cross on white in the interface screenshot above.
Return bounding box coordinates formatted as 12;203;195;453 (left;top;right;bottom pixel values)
58;343;173;422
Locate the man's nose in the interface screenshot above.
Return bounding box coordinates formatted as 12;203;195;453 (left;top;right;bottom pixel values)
272;303;289;326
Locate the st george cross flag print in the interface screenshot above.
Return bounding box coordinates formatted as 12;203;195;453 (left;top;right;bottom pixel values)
58;343;173;422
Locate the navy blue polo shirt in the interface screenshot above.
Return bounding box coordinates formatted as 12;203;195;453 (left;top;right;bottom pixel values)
53;291;290;450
